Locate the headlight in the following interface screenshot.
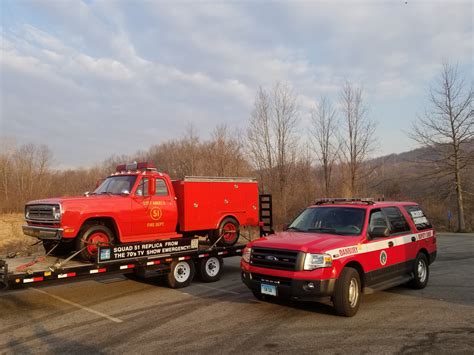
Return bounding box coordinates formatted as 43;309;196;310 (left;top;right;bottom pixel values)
25;207;30;219
53;206;62;220
242;247;252;263
303;253;332;270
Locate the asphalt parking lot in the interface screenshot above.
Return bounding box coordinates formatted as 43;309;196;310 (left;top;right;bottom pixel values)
0;233;473;354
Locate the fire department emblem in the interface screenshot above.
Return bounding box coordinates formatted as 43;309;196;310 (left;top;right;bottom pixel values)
380;250;387;266
150;207;162;221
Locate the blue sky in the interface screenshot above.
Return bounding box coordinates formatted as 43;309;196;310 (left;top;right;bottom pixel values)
1;0;472;167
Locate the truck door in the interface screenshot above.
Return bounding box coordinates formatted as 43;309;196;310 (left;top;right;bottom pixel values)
129;176;178;242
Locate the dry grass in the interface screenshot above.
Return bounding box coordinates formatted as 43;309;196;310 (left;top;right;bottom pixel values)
0;214;42;256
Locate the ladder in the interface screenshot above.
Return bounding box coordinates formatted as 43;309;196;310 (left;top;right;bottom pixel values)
259;194;274;236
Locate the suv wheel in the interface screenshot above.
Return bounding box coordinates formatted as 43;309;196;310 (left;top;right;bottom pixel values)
409;253;429;289
333;267;361;317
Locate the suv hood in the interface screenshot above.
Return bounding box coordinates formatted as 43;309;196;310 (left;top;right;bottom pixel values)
251;231;361;254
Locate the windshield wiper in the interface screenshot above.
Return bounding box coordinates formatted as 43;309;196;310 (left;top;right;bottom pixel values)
286;226;304;232
307;227;337;234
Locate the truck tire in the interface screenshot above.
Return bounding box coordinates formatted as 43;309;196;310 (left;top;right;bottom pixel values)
197;257;223;282
409;253;429;289
333;267;361;317
209;217;240;246
166;260;195;288
76;224;114;262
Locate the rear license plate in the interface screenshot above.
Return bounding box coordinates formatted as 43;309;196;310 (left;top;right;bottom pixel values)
261;283;277;296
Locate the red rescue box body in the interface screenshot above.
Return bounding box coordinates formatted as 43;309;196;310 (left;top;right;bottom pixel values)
173;177;259;232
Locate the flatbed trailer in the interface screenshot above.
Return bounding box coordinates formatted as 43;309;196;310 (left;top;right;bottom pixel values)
0;239;247;290
1;194;273;291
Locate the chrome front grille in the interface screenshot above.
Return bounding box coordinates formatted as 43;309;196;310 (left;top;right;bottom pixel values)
250;247;301;271
26;204;60;222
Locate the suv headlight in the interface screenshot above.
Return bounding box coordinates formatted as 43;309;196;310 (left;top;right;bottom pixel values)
303;253;332;270
242;247;252;263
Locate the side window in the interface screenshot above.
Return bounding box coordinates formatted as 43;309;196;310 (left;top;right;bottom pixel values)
404;205;432;230
383;207;411;234
369;209;389;234
156;179;169;196
135;177;149;197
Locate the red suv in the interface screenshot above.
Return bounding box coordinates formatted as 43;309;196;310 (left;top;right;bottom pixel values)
241;198;437;316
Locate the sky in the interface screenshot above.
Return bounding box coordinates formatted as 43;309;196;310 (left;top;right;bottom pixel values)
1;0;472;168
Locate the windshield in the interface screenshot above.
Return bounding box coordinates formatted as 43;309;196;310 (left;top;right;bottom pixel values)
288;207;366;236
93;175;137;195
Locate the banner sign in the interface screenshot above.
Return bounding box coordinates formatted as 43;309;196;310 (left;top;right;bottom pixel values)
98;238;199;263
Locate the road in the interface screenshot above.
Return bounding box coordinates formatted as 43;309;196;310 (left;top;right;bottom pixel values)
1;233;473;354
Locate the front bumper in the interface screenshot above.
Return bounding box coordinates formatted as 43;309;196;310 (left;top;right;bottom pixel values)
22;225;63;240
242;271;336;300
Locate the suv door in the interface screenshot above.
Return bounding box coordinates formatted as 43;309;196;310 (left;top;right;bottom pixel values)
364;207;413;286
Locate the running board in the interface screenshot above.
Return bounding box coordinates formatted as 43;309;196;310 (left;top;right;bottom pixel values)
363;274;413;294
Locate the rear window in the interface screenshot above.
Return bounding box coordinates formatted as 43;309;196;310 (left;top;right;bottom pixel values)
404;205;432;230
382;207;411;234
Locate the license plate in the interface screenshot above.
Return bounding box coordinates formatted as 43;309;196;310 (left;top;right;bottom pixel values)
261;283;277;296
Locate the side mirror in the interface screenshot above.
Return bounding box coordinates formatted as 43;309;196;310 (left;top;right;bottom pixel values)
120;189;130;196
282;224;289;231
84;191;90;197
368;227;390;239
148;178;156;196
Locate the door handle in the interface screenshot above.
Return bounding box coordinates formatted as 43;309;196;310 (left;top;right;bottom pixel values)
411;237;416;242
388;241;394;247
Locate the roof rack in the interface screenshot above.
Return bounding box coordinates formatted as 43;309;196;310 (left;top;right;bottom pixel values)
315;198;375;205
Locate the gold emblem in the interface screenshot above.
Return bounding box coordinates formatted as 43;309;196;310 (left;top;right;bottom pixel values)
150;207;162;221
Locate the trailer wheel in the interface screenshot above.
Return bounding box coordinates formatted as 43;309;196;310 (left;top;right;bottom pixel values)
76;224;114;261
209;217;240;246
166;260;195;288
197;257;223;282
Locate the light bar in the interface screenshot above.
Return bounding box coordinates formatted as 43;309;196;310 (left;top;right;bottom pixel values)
315;198;375;205
116;162;156;172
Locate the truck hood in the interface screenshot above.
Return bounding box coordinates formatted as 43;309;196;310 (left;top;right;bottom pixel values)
250;231;361;254
27;194;123;205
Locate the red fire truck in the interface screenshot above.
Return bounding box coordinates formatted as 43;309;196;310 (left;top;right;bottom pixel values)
241;198;437;316
0;163;273;290
22;162;260;260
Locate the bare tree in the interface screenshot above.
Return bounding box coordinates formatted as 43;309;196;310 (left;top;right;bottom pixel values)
339;81;376;196
311;96;339;196
247;82;299;222
411;63;473;232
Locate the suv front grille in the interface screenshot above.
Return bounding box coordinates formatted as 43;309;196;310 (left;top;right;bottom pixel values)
26;204;60;222
250;247;301;271
251;273;292;286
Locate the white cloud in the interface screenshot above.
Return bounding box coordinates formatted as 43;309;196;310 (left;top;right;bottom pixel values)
1;1;472;166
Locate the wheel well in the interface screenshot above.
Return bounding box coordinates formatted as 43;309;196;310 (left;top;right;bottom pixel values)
344;261;365;289
418;248;430;263
80;217;119;241
217;215;240;229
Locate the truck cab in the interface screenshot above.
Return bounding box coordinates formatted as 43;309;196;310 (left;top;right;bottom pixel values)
241;198;437;316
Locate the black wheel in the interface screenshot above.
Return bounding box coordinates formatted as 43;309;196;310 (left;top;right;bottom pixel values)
75;224;114;262
166;260;196;288
209;217;240;246
42;240;71;257
252;290;266;301
409;253;429;289
197;257;223;282
333;267;361;317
